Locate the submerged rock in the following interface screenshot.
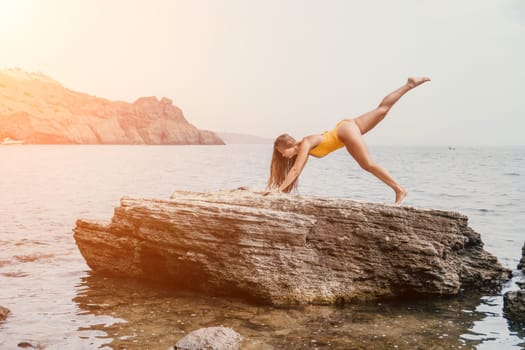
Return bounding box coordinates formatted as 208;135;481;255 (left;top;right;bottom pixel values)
73;189;510;305
171;326;242;350
0;305;9;321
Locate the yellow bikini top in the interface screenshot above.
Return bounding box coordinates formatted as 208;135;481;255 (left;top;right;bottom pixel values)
308;127;345;158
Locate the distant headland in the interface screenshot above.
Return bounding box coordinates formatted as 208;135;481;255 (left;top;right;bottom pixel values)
216;132;272;144
0;68;224;145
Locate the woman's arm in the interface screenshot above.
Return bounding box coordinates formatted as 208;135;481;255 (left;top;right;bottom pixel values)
278;137;314;192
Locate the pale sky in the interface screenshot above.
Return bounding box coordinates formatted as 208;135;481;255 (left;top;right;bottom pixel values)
1;0;524;145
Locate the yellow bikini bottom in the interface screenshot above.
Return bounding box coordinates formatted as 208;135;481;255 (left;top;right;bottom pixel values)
308;120;347;158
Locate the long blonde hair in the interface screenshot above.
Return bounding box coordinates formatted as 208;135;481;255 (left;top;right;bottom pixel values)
267;134;299;193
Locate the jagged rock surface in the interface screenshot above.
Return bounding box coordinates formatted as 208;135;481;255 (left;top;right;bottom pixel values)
0;69;223;145
73;189;510;305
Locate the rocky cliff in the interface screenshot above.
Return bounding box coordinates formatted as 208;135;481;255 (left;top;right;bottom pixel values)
0;69;223;144
73;189;510;305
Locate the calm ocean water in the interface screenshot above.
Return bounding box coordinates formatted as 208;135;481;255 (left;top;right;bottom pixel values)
0;144;524;349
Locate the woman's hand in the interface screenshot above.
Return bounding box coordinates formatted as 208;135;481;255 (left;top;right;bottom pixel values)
278;141;310;192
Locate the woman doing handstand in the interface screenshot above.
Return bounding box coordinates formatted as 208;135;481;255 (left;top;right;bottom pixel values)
267;77;430;204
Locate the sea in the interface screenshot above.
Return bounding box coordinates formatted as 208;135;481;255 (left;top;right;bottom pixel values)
0;144;524;350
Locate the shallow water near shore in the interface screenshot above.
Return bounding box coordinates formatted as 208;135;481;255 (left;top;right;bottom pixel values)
0;144;524;349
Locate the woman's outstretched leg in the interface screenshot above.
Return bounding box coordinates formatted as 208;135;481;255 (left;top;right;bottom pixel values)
354;77;430;135
338;120;407;204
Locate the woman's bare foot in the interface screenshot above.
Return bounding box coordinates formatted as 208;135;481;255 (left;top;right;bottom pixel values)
395;188;408;205
407;77;431;89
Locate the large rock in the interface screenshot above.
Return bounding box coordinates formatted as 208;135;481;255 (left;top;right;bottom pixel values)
0;68;224;145
0;305;10;321
172;327;242;350
73;189;510;305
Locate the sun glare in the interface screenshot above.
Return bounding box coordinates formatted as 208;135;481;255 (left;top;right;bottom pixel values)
0;0;33;38
0;0;16;11
0;0;18;20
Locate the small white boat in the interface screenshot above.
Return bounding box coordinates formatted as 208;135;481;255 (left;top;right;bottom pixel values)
1;137;24;145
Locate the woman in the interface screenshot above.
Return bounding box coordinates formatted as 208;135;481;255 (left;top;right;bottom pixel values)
267;76;430;204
